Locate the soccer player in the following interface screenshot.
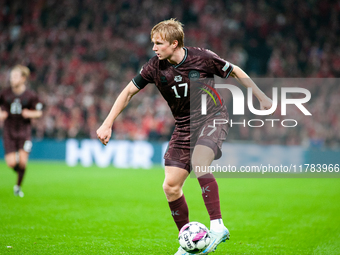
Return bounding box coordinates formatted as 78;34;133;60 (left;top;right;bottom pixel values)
0;65;43;197
97;19;272;254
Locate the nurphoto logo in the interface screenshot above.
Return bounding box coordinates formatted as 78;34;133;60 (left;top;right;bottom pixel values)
200;83;312;128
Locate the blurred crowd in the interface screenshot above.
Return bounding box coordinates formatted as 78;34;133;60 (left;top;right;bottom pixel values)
0;0;339;148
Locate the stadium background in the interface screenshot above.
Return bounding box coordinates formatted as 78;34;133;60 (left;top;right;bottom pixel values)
1;0;339;166
0;0;339;145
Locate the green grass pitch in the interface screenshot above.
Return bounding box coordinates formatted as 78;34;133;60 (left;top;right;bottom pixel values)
0;161;339;254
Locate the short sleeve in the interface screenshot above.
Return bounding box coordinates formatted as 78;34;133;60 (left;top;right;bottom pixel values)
205;50;234;78
30;92;43;111
132;57;158;90
132;73;148;90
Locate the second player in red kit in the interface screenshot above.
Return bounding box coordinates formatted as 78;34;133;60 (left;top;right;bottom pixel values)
0;65;43;197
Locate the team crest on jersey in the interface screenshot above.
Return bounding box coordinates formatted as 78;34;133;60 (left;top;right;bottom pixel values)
174;75;182;82
188;70;200;80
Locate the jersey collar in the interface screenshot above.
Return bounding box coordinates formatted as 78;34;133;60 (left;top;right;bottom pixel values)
172;47;188;69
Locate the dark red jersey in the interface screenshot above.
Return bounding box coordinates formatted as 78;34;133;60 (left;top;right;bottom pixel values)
0;87;42;140
132;46;234;127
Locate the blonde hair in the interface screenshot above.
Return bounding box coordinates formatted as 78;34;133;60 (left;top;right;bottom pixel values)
12;65;30;79
151;18;184;48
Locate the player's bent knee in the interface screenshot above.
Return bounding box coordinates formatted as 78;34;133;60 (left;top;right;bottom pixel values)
5;157;17;169
6;158;17;168
162;181;181;197
6;161;16;169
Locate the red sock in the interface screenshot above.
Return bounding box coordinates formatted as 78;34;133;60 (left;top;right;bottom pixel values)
168;195;189;231
198;173;222;220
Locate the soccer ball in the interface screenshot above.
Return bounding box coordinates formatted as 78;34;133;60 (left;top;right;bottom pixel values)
178;222;211;254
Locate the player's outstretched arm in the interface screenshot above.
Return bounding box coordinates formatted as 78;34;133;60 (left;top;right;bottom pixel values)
97;81;140;145
230;65;272;110
21;109;43;119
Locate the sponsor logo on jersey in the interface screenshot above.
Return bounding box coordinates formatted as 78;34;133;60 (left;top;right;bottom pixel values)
174;75;182;82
